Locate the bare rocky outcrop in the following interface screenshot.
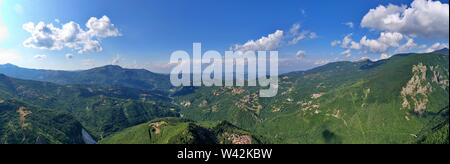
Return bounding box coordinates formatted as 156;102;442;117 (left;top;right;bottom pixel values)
17;107;32;129
222;133;253;144
311;93;324;99
180;101;191;108
400;63;441;114
430;65;449;89
149;121;168;135
235;93;262;114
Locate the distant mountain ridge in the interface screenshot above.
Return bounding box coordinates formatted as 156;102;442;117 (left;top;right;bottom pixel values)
0;64;172;93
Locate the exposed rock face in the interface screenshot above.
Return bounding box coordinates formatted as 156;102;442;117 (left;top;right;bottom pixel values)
235;93;262;114
180;101;191;107
400;63;449;114
311;93;324;99
17;107;32;129
149;121;168;135
430;65;449;90
401;63;432;114
223;133;252;144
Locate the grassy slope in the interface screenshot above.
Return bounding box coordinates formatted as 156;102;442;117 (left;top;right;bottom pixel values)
100;118;264;144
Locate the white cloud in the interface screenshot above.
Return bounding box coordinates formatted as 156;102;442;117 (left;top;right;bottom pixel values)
314;59;330;65
341;49;352;58
380;53;391;60
232;30;284;51
289;23;301;35
232;23;316;51
378;32;404;47
426;42;449;52
396;38;417;52
331;40;341;47
361;0;449;38
339;34;361;50
288;23;317;45
344;22;354;28
34;54;47;60
358;56;371;61
296;50;306;60
360;36;389;53
111;54;121;65
360;32;403;53
309;32;318;39
65;53;73;59
86;16;121;38
23;16;120;54
333;32;407;58
0;49;21;64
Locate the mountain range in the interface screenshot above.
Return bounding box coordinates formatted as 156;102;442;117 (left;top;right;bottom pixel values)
0;64;172;93
0;48;448;144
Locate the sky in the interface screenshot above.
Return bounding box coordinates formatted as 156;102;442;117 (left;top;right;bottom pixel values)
0;0;449;73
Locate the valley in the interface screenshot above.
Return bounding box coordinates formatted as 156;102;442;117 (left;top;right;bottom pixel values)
0;49;448;144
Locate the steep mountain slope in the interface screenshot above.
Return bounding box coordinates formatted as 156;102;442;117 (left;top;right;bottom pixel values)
0;74;178;140
0;99;85;144
99;117;264;144
0;64;172;92
175;50;449;143
416;106;449;144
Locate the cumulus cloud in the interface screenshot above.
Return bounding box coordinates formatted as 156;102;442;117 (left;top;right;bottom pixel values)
232;23;317;51
361;0;449;38
86;16;121;38
360;32;403;53
396;38;417;52
334;32;407;57
232;30;284;51
23;16;120;54
426;42;449;52
296;50;306;60
34;54;47;60
341;34;361;50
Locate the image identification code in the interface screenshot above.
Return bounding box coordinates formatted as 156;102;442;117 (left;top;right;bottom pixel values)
177;148;272;161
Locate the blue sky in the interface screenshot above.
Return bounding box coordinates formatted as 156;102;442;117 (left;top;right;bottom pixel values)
0;0;448;73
